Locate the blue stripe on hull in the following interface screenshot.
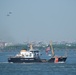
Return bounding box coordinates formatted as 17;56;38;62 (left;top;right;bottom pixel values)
8;58;42;63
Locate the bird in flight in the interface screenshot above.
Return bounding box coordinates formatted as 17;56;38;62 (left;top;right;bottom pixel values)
7;12;12;16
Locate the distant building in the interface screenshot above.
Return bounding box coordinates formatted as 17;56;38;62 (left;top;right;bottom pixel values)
0;42;6;48
0;41;13;48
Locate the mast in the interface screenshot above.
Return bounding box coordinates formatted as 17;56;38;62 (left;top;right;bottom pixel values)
29;43;33;51
50;41;55;57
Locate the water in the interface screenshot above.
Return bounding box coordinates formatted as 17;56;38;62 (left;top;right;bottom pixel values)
0;49;76;75
0;63;76;75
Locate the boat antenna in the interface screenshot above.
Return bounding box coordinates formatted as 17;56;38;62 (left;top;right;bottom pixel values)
50;41;55;57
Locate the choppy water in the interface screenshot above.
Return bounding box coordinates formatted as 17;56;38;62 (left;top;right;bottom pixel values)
0;63;76;75
0;49;76;75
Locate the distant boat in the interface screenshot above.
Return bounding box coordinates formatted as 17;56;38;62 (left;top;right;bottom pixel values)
8;44;42;63
48;41;67;63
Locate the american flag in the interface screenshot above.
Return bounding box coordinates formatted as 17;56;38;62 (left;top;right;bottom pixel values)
46;46;50;54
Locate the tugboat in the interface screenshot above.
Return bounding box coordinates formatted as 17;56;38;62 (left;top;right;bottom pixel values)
48;41;67;63
8;44;42;63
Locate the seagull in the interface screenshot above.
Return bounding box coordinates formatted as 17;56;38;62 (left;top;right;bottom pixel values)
7;12;12;16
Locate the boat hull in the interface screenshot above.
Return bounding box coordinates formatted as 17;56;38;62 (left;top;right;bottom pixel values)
48;57;67;63
8;57;67;63
8;57;42;63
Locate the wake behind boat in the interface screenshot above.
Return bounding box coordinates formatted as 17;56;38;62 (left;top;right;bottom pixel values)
8;44;42;63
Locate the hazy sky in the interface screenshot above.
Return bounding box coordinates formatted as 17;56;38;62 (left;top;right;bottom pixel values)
0;0;76;43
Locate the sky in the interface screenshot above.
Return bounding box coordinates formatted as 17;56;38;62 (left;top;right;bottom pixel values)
0;0;76;43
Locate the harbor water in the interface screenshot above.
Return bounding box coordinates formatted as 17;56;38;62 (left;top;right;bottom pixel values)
0;49;76;75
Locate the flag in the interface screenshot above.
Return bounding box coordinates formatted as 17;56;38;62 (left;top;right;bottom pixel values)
46;46;50;54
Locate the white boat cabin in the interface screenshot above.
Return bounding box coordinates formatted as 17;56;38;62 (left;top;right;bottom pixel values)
16;49;40;58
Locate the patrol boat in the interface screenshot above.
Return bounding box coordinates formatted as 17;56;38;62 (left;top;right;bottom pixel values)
8;44;42;63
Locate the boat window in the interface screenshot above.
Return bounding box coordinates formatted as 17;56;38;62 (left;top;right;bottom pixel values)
30;53;32;56
26;55;28;57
